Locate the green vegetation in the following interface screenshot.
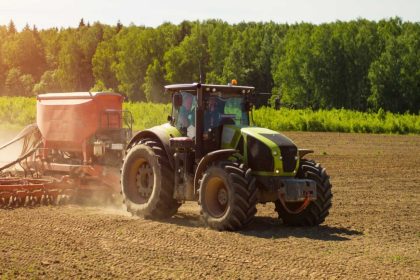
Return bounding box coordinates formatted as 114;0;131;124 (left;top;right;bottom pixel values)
253;107;420;134
1;97;418;134
0;97;36;128
0;18;419;114
124;102;171;130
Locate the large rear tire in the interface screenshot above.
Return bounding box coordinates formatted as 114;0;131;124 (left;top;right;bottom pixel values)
199;161;257;231
121;139;180;219
275;159;332;226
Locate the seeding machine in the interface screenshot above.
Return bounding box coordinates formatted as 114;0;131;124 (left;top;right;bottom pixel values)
0;92;132;208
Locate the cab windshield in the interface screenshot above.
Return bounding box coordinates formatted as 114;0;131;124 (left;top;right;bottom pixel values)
204;94;249;131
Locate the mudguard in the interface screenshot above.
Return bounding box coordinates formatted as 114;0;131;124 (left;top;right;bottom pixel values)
128;124;181;168
193;149;237;191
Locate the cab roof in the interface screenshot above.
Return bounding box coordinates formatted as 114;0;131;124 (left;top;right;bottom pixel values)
164;83;255;95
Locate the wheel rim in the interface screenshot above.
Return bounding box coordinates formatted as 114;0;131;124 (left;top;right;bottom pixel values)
136;162;154;200
204;177;229;218
126;156;155;204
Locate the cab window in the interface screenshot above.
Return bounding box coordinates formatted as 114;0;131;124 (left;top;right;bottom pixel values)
172;92;197;136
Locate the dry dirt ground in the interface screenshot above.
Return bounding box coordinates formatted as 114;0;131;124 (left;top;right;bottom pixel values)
0;132;419;279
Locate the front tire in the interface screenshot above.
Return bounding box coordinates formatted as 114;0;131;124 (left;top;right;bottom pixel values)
275;159;332;226
199;161;257;231
121;139;180;219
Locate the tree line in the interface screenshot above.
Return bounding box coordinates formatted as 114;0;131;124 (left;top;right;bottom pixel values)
0;18;418;113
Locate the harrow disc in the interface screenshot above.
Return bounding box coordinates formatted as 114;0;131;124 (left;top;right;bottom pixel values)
0;177;73;209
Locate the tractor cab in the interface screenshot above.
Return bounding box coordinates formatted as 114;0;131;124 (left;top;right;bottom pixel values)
166;82;255;158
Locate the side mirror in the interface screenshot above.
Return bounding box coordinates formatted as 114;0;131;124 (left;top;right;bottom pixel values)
173;94;182;109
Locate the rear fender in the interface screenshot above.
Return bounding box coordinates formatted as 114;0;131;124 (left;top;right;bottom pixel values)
128;127;177;168
193;149;237;191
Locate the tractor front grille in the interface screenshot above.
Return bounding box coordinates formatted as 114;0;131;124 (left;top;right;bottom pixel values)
280;145;298;172
247;136;273;172
261;133;298;173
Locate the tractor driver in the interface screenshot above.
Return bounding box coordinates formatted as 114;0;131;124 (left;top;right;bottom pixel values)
204;96;220;131
178;92;196;138
203;96;223;142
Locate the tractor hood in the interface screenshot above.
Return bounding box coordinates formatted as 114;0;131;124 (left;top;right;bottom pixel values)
240;127;297;147
222;126;299;176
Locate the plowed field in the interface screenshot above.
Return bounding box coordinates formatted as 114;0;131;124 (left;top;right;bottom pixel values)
1;132;419;279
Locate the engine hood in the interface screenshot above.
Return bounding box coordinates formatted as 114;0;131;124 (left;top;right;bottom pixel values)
231;127;299;176
240;127;297;148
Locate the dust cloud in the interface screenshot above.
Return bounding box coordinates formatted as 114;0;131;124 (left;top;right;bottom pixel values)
73;188;127;215
0;129;24;168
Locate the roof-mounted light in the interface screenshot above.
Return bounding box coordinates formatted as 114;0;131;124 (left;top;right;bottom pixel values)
231;79;238;85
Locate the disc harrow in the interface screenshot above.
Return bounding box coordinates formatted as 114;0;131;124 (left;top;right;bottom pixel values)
0;177;74;209
0;124;74;209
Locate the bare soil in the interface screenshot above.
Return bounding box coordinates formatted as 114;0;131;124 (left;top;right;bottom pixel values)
0;132;419;279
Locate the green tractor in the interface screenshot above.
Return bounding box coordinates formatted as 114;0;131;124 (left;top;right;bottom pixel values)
121;83;332;231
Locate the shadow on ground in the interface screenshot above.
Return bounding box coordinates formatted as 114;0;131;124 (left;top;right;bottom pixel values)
167;213;362;241
241;216;363;241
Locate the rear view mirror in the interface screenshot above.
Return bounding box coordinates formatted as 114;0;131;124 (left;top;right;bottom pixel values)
173;94;182;109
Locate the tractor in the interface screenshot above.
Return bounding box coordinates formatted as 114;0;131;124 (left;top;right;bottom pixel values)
121;82;332;231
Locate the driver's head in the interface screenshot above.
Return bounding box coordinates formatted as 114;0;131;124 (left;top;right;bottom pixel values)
183;93;193;111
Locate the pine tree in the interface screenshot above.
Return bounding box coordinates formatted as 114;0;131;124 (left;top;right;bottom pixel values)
7;20;17;35
116;20;123;33
79;18;86;28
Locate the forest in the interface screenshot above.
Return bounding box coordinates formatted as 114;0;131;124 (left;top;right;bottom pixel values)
0;18;419;114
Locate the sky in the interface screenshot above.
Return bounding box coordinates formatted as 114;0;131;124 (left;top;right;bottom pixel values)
0;0;419;30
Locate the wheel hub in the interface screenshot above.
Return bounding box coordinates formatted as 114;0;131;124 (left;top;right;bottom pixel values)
217;188;228;205
136;162;154;199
